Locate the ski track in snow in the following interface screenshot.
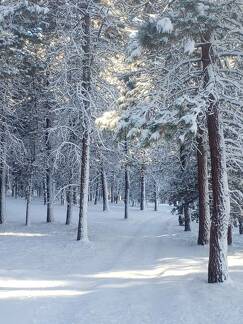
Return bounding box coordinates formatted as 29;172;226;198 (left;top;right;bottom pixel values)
0;198;243;324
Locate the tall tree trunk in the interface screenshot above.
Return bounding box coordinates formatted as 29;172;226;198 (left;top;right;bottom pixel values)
197;128;210;245
60;190;65;205
0;164;6;224
66;186;73;225
124;167;129;219
77;2;91;241
110;171;115;203
77;132;90;241
25;176;32;226
124;139;129;219
0;168;6;225
184;203;191;232
202;37;230;283
73;186;77;205
227;224;232;246
178;215;184;226
94;175;99;205
45;116;54;223
0;136;7;224
101;166;109;212
154;180;158;212
179;144;189;231
178;205;184;226
88;189;93;202
46;170;54;223
140;165;145;211
239;217;243;235
14;177;18;199
43;180;47;205
207;104;230;282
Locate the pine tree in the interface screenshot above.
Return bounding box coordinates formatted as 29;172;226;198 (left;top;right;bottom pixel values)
121;0;242;282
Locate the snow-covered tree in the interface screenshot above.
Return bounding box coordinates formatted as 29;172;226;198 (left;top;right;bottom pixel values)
120;0;243;282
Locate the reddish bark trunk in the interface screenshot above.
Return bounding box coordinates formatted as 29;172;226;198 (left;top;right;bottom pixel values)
201;36;230;283
207;105;230;283
197;128;210;245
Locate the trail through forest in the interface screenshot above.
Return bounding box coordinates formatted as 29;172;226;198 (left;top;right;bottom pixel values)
0;199;243;324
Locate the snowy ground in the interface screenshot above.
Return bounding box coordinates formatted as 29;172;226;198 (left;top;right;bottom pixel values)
0;198;243;324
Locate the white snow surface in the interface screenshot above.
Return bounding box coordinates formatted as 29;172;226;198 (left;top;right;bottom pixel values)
0;198;243;324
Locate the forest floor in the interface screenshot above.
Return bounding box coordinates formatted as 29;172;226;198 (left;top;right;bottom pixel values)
0;198;243;324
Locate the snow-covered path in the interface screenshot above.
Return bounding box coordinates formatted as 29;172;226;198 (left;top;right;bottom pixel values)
0;199;243;324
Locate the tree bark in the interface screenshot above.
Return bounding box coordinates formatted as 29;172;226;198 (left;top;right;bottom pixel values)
124;139;129;219
101;165;109;212
197;128;210;245
77;131;90;241
77;1;91;241
239;218;243;235
45;68;54;223
207;106;230;283
202;38;230;283
178;205;184;226
227;224;232;246
43;180;47;205
0;162;6;224
14;177;18;199
73;186;77;205
46;170;54;223
178;215;184;226
140;165;145;211
25;176;32;226
111;171;115;203
184;203;191;232
60;190;65;205
66;186;73;225
0;136;7;224
154;180;158;212
89;189;93;202
0;165;6;224
94;175;99;205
